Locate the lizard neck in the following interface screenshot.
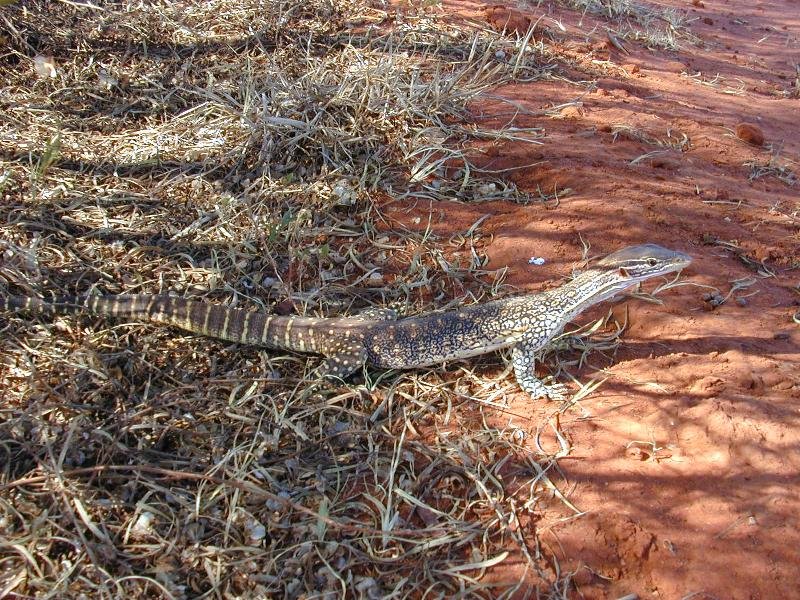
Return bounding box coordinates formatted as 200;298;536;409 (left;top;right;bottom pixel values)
545;268;630;322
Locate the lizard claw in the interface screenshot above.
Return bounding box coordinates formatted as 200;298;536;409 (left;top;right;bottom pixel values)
526;381;569;401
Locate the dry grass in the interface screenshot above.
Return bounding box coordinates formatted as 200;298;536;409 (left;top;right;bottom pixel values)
680;70;747;95
0;1;606;597
611;124;691;152
745;155;798;186
558;0;692;50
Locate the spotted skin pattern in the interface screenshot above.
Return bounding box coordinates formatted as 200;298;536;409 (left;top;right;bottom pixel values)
0;244;691;399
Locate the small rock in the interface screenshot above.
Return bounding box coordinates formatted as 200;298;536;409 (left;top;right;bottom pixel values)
33;55;58;78
735;122;765;146
702;290;725;308
649;156;681;171
131;511;155;537
97;68;118;88
366;271;384;287
571;566;595;587
485;6;535;35
625;446;650;461
246;519;267;542
273;299;295;315
559;105;582;119
664;60;687;73
690;375;725;398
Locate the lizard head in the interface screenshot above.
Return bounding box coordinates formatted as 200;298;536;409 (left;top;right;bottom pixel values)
558;244;693;313
596;244;692;281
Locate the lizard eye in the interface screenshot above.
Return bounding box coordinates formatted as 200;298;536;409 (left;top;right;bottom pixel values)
646;258;657;266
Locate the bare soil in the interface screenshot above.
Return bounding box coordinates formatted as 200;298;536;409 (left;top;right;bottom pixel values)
426;0;799;597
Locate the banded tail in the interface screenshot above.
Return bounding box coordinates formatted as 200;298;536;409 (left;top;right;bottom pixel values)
0;294;364;355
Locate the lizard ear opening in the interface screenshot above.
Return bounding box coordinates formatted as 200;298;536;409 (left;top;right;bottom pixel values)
618;267;630;278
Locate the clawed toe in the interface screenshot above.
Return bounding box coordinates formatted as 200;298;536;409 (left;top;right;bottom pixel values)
543;383;569;400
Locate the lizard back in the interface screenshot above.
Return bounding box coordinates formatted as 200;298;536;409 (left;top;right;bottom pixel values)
363;295;558;369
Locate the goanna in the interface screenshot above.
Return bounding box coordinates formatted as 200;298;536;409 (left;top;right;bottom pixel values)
0;244;691;399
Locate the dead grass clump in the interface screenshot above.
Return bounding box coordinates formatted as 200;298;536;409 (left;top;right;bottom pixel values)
611;124;691;151
745;156;797;186
0;0;586;597
558;0;692;50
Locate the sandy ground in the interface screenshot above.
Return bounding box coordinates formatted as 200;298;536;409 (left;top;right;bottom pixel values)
401;0;799;597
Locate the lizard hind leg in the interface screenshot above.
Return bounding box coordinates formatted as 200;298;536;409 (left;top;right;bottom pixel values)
315;347;368;382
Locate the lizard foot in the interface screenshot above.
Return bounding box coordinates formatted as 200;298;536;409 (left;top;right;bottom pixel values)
519;378;570;401
538;382;569;401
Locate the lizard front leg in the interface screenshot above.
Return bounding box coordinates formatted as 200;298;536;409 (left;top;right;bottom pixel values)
511;339;569;400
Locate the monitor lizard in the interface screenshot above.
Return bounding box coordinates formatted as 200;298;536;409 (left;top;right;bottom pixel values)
0;244;691;399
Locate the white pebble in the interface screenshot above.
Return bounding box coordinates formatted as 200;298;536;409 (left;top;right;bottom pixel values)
246;519;267;542
33;55;57;78
131;511;155;536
